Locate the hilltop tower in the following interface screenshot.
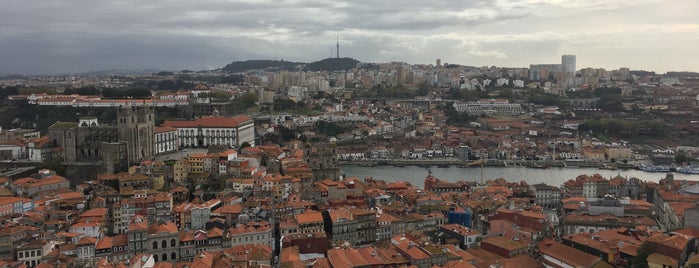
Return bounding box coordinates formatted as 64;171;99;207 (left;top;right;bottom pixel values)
117;106;155;164
336;35;340;59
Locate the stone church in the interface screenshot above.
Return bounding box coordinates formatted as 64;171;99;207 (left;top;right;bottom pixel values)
48;106;155;174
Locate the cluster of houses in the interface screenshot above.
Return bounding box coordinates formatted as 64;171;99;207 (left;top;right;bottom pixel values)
2;144;699;268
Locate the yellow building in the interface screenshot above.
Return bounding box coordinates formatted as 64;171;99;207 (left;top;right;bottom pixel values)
605;147;632;160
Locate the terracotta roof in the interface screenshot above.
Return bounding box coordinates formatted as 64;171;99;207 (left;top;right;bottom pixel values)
95;237;113;250
212;204;243;215
481;236;527;251
113;234;128;247
295;211;324;224
207;227;223;237
648;233;690;250
538;239;603;268
154;126;176;133
162;115;252;128
80;208;109;218
180;231;195;242
77;237;98;245
128;221;148;232
148;221;178;234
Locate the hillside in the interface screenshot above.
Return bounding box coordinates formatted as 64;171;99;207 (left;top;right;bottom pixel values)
305;58;359;72
221;60;303;73
221;58;361;73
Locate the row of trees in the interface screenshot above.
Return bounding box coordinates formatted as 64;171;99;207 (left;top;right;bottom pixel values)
579;118;666;138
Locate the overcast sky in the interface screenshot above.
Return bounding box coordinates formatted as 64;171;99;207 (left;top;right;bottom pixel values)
2;0;698;75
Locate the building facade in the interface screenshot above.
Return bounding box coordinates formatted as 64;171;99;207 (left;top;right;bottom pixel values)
154;126;179;155
117;106;155;163
162;114;254;148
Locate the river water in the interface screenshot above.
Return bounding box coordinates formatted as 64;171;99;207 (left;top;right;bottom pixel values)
340;165;699;188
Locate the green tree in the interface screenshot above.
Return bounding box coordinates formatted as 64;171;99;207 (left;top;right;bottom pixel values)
630;243;651;268
40;157;65;176
239;142;251;150
597;94;624;112
232;92;258;111
315;121;348;137
64;86;99;95
675;151;688;164
273;99;297;111
279;126;297;141
497;89;514;100
416;81;431;96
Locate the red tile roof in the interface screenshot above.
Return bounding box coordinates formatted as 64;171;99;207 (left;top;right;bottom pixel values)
538;239;604;268
162;115;252;128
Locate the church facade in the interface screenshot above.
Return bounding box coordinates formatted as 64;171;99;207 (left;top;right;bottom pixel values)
47;106;155;173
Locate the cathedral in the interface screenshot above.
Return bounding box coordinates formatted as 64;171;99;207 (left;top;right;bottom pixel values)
48;106;155;173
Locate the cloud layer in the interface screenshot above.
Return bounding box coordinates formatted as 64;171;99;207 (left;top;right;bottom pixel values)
2;0;697;74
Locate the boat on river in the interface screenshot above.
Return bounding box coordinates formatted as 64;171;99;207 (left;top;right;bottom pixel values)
638;164;671;173
676;166;699;174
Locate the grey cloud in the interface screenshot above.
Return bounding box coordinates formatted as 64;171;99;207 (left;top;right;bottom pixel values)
1;0;697;74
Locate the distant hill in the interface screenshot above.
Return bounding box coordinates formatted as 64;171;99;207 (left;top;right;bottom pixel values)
305;58;359;72
221;60;303;73
0;74;27;80
77;69;167;76
665;71;699;77
221;58;360;73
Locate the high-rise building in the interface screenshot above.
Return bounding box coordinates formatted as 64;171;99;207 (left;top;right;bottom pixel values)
562;55;576;74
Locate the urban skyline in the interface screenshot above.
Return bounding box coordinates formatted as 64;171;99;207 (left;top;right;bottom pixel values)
2;0;698;75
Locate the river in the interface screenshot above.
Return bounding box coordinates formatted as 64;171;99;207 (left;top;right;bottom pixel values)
339;165;699;188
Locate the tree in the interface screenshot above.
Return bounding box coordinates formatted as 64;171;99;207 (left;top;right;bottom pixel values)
675;151;688;164
597;94;624;112
64;86;99;95
230;92;258;113
273;99;297;111
40;157;65;176
239;142;251;150
497;89;514;100
630;243;651;268
315;121;348;137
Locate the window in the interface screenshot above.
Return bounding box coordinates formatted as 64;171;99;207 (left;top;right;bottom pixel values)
162;240;167;248
19;252;23;258
171;239;176;247
31;251;35;257
162;253;167;261
171;252;176;260
152;241;158;249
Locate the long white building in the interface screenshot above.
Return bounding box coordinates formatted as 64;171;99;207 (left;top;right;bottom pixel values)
162;115;254;148
453;99;523;116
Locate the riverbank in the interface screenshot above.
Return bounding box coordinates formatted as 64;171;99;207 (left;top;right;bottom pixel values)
339;159;636;169
340;165;699;188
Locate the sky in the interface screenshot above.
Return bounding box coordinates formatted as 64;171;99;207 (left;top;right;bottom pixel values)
2;0;698;75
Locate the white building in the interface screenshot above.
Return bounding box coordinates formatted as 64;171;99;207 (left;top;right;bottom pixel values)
453;99;523;116
69;221;103;238
162;114;254;148
228;221;274;249
287;86;309;101
154;126;179;155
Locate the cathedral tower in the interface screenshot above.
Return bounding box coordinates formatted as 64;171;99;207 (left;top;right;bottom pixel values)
117;106;155;164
